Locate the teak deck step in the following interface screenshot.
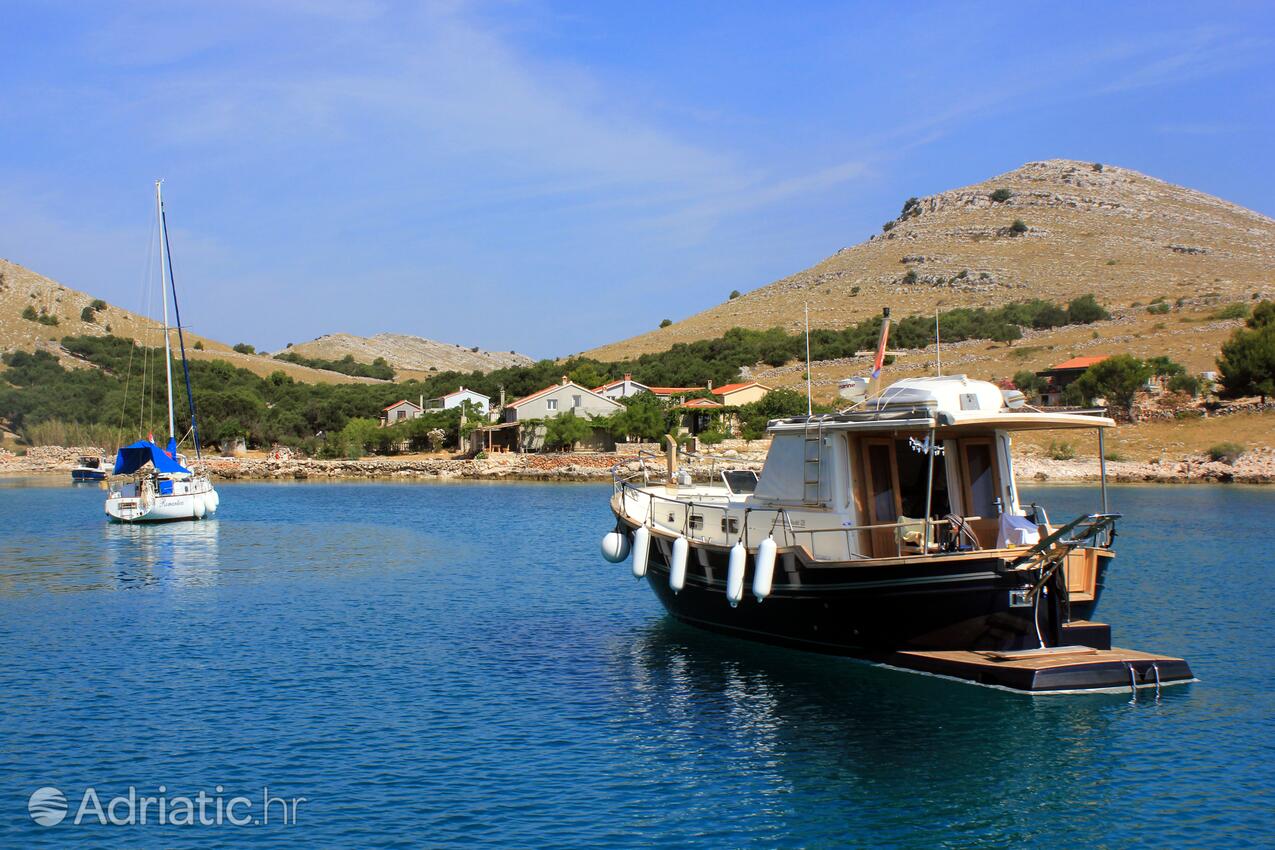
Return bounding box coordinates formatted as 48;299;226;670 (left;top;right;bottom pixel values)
886;645;1194;693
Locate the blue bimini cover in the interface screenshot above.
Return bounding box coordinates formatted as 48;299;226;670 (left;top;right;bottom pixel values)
113;440;191;476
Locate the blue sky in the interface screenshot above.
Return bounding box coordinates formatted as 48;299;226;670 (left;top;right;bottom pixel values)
2;1;1273;359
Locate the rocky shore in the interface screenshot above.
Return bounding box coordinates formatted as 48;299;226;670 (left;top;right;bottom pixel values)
3;444;1272;484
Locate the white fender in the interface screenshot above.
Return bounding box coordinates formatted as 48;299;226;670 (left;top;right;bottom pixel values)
669;536;689;593
726;541;747;607
193;496;206;519
631;526;650;579
600;531;631;563
753;537;777;602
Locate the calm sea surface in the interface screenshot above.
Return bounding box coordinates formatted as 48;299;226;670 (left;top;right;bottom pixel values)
0;479;1271;848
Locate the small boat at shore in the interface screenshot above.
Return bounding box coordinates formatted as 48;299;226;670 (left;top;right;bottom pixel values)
602;373;1194;694
70;455;107;482
104;180;219;524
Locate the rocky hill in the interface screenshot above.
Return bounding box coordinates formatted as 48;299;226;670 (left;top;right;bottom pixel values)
279;333;534;377
586;159;1275;361
0;258;382;384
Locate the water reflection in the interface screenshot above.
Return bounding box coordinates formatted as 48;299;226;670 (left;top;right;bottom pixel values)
610;617;1189;842
102;519;224;590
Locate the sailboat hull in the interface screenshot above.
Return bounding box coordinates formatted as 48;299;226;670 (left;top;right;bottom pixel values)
105;478;219;524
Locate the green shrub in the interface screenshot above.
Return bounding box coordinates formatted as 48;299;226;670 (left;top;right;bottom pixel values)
193;340;204;350
882;220;895;232
21;305;38;321
1211;302;1251;321
1048;441;1076;460
659;319;672;328
729;290;741;300
233;342;256;354
1147;302;1172;315
1009;219;1028;235
1103;450;1125;462
1249;300;1275;329
80;306;96;323
90;299;107;312
698;429;726;446
903;270;918;285
989;188;1013;203
1167;373;1202;396
1067;293;1110;324
850;285;861;296
1206;442;1245;464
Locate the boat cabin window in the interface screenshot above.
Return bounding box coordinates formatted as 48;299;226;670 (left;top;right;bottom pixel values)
961;439;999;517
866;442;897;523
722;469;758;495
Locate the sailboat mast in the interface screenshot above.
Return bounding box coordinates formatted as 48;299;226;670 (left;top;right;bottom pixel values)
155;180;176;443
804;303;813;416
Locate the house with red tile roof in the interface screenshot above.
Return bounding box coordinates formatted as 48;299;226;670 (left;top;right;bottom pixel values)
380;398;423;426
710;381;771;406
1034;355;1110;406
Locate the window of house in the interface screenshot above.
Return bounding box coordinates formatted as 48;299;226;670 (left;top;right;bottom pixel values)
546;399;558;411
573;395;582;407
397;410;407;421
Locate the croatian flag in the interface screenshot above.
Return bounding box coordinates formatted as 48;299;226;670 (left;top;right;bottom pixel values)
871;308;892;379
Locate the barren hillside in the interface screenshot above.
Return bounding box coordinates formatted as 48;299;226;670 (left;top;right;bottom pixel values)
281;333;533;378
587;159;1275;361
0;259;381;384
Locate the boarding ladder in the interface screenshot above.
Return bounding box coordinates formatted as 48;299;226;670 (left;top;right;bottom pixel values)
802;421;824;505
1006;512;1119;602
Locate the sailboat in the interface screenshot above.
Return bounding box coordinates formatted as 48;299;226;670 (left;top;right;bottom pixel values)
105;181;220;523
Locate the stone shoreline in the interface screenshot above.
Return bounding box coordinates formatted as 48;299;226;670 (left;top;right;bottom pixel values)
3;444;1272;484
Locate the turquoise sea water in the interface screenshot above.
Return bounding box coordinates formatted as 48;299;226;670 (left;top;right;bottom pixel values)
0;479;1272;848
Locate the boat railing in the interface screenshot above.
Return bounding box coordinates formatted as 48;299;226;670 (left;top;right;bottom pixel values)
617;481;994;562
611;448;764;491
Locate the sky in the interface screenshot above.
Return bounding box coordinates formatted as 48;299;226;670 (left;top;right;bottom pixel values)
2;0;1273;359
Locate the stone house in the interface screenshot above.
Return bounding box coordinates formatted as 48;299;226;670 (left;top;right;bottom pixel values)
380;398;424;427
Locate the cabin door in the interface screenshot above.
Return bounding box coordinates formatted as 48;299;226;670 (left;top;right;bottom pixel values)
861;439;901;557
958;437;1003;547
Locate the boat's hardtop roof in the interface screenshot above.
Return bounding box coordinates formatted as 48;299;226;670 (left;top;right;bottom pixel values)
770;375;1114;433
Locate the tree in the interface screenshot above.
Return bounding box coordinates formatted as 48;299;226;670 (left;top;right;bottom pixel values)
729;290;741;300
1216;323;1275;402
1012;370;1045;398
80;306;96;323
1009;219;1028;235
1247;299;1275;330
989;188;1013;203
988;323;1022;345
543;410;594;451
90;299;108;311
1066;294;1110;324
659;319;672;328
1145;356;1185;378
1072;354;1151;417
609;393;666;441
233;343;256;354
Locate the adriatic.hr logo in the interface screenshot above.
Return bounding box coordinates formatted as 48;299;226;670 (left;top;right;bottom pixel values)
26;784;305;828
27;787;68;826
